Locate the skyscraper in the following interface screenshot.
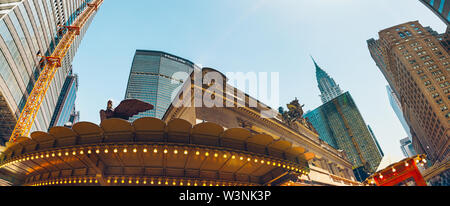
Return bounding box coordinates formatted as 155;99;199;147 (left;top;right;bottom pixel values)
306;92;383;175
387;85;413;139
124;50;199;120
419;0;450;26
368;21;449;165
400;137;418;158
305;61;383;176
48;70;78;128
0;0;98;145
312;57;344;104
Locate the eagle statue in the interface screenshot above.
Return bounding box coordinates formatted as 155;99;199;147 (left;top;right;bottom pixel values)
100;99;154;121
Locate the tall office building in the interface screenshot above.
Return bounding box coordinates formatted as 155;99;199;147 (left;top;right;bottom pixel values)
0;0;98;145
124;50;199;121
305;92;383;175
400;137;418;158
312;57;343;104
368;21;449;164
304;108;338;149
419;0;450;26
48;70;78;128
387;85;413;139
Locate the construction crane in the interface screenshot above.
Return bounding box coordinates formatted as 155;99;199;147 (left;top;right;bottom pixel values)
8;0;104;143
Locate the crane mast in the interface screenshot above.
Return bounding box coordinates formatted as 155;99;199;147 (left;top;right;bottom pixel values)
9;0;104;143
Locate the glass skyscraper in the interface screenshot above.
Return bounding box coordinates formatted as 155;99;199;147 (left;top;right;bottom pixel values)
304;108;338;149
400;137;418;158
316;92;383;173
48;70;78;128
386;85;413;139
0;0;97;145
124;50;199;121
305;60;383;175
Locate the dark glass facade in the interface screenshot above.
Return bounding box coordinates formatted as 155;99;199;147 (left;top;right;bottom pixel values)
304;109;338;149
124;50;197;120
48;72;78;128
305;92;383;173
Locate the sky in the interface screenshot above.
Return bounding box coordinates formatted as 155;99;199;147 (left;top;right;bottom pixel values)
72;0;446;163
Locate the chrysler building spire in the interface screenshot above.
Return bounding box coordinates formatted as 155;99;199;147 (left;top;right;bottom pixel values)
311;56;343;103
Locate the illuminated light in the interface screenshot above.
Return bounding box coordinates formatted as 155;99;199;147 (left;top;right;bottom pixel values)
247;158;251;162
240;156;244;161
114;179;117;184
423;159;427;163
129;180;132;184
163;149;168;154
158;181;161;185
143;180;147;184
196;151;200;156
78;179;82;183
416;159;420;163
68;180;72;184
420;163;425;167
173;182;176;186
96;149;100;154
180;182;183;186
187;182;191;186
136;180;139;184
133;148;137;153
40;154;44;158
174;149;178;154
51;153;55;157
35;155;39;159
72;151;76;155
202;183;206;186
95;180;98;184
153;148;158;153
89;179;93;183
231;155;236;159
254;159;258;163
379;175;383;179
88;150;92;154
287;166;290;169
184;150;188;155
80;150;84;155
143;148;148;153
392;168;396;172
214;153;218;158
107;180;111;184
121;180;125;184
45;154;49;158
261;160;264;164
405;162;409;167
223;154;228;159
278;163;281;167
194;183;198;186
209;183;213;186
104;149;109;154
165;181;169;185
283;165;286;168
151;181;154;184
26;157;30;160
123;148;127;153
205;152;209;157
114;148;118;153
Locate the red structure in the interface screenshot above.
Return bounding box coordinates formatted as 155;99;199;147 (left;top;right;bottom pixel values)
365;155;428;186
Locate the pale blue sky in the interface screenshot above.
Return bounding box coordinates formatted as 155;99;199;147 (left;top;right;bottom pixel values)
72;0;446;162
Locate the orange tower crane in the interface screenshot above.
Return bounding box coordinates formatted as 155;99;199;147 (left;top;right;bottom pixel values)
8;0;104;143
